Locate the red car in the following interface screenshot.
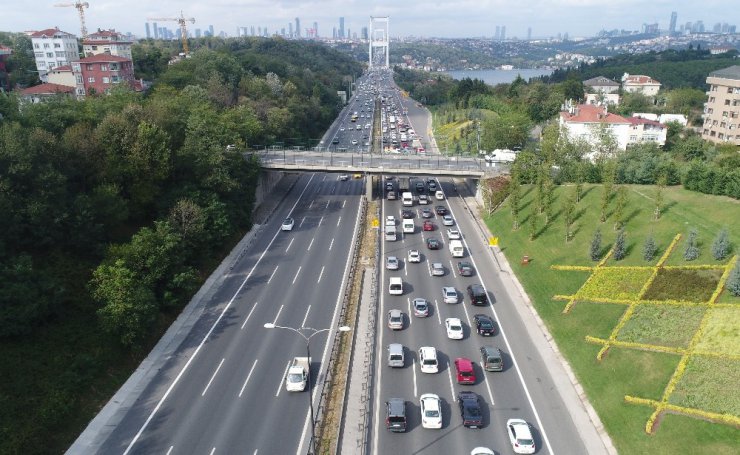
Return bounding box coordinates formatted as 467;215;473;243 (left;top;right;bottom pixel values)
423;220;435;231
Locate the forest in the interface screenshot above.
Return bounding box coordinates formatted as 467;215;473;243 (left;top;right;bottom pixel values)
0;37;362;453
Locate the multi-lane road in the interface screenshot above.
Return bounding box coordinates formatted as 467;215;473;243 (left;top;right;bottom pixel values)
372;177;589;455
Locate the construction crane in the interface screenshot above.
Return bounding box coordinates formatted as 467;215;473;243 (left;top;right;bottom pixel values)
54;1;90;39
147;11;195;56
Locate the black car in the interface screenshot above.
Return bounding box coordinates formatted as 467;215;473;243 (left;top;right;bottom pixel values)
415;182;426;193
386;398;407;432
457;391;483;428
467;284;488;306
332;138;340;144
474;314;495;336
457;261;474;277
426;238;441;250
435;205;448;216
401;209;414;219
428;181;437;191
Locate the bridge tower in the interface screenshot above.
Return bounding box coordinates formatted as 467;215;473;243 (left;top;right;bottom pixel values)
369;16;389;68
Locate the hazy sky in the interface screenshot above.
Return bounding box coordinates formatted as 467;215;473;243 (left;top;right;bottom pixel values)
0;1;736;39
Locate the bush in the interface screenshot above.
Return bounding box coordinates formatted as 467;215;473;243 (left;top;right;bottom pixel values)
684;228;700;261
613;229;627;260
644;235;657;262
711;228;731;260
590;229;602;261
727;263;740;297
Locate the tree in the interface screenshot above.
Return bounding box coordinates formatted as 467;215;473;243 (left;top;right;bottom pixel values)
480;111;532;150
590;229;602;261
727;263;740;297
561;75;584;102
544;178;555;224
654;173;666;220
600;161;616;222
711;228;731;260
528;210;537;241
643;235;657;262
563;193;576;242
509;177;521;230
575;163;585;203
613;186;628;230
481;176;511;216
684;228;699;261
613;229;627;260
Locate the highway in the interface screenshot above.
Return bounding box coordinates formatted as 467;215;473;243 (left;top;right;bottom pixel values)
95;173;364;454
372;177;589;455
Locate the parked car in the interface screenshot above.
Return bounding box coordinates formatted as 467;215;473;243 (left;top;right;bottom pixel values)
507;419;536;454
458;391;483;428
457;261;474;277
426;238;441;250
474;314;495;336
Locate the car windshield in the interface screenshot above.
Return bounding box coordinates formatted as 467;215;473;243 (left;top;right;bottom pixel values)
425;409;439;418
466;405;481;416
518;438;534;445
451;324;461;331
480;320;492;328
423;359;436;365
288;373;303;383
391;316;401;323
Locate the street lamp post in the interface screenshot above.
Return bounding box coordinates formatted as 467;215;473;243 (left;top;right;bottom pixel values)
263;323;351;455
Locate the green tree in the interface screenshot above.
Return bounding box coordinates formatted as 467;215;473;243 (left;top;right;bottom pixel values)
613;186;628;230
684;228;699;261
528;210;537;241
613;229;627;260
654;174;666;220
590;229;602;261
509;178;521;230
727;263;740;297
563;193;576;242
481;111;532;150
711;228;730;260
643;235;657;262
561;75;584;102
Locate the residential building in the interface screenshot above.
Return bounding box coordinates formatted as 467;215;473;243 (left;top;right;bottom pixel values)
46;65;76;87
0;44;11;92
622;73;662;96
626;117;668;147
71;54;136;98
583;76;620;94
702;65;740;145
30;27;79;82
19;82;75;104
82;29;133;60
585;93;620;105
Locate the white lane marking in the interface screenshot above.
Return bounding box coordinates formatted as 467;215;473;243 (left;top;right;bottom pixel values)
272;304;284;325
317;266;325;284
411;357;418;398
267;266;279;284
461;296;473;329
240;302;259;330
122;173;318;454
292;266;302;285
285;238;294;253
202;358;225;396
337;216;342;227
300;216;306;227
276;360;291;397
404;261;408;277
307;238;314;251
296;185;364;455
309;200;314;209
253;450;258;455
326;200;330;209
319;216;324;226
209;448;215;455
166;446;173;455
239;359;259;397
426;260;432;277
329;238;335;250
301;305;311;328
446;361;456;402
445;182;556;454
482;361;495;405
435;299;442;325
407;297;412;326
343;199;346;208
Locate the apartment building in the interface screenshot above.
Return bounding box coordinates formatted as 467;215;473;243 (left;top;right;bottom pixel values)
71;54;135;98
82;29;133;60
702;65;740;145
30;28;79;82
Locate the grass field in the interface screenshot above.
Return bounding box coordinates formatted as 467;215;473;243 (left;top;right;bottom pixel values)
484;183;740;454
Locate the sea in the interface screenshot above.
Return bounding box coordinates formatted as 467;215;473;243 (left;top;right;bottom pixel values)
444;68;553;86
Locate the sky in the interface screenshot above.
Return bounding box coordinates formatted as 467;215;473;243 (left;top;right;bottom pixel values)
0;1;737;39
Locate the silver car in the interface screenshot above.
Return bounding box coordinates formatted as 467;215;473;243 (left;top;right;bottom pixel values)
431;263;445;276
442;215;455;226
386;256;400;270
388;309;404;330
443;287;458;304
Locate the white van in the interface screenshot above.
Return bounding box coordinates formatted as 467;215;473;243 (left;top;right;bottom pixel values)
389;277;403;295
401;192;413;207
385;226;397;241
449;240;464;258
402;219;414;234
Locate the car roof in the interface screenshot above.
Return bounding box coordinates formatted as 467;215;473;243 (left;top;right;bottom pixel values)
389;309;402;316
419;346;436;355
508;419;532;437
446;317;461;324
458;390;478;401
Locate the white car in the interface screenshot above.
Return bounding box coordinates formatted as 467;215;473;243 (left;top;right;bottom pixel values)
442;215;455;226
445;317;464;339
442;286;458;304
339;174;349;181
418;346;438;373
418;195;429;205
420;394;443;429
507;419;536;454
470;448;495;455
435;190;445;200
339;127;345;131
386;215;396;227
281;217;295;231
386;256;399;270
407;249;421;263
446;228;461;240
351;139;358;145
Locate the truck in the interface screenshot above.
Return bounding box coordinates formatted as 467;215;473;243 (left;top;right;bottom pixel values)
398;177;410;192
285;357;310;392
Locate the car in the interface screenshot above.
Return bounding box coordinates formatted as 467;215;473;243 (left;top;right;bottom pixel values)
385;398;407;432
470;448;495;455
385;215;396;226
428;180;437;191
454;357;476;384
418;194;429;205
339;127;345;131
281;217;295;231
467;284;489;306
442;286;458;304
474;314;496;336
418;346;439;373
435;205;448;216
426;238;441;250
412;298;429;317
353;173;362;179
445;317;464;339
431;262;445;276
442;215;455;226
407;249;421;263
351;139;358;145
507;419;536;454
386;182;394;191
386;256;399;270
356;125;361;130
446;228;461;240
457;391;483;428
387;309;404;330
435;190;445;200
423;220;435;231
457;261;474;277
415;182;425;193
339;174;349;181
401;209;414;219
419;394;443;429
332;138;340;144
421;208;433;218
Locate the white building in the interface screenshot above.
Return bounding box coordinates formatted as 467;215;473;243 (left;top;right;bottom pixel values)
30;28;79;82
622;73;662;96
626;117;668;147
46;65;76;87
82;29;133;60
586;93;620;105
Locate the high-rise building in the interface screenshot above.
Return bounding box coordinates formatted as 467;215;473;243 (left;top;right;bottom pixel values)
251;26;255;36
339;17;345;38
362;27;368;40
153;22;159;39
702;65;740;145
669;12;677;34
195;28;201;38
494;25;500;40
313;21;318;38
145;23;151;39
501;26;506;40
695;21;705;33
288;23;293;37
208;25;214;36
527;27;532;40
295;18;300;38
333;27;337;39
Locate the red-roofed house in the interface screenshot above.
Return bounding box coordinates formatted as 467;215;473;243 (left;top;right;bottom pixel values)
626;116;667;147
19;83;75;104
82;29;133;60
621;73;662;96
71;54;135;97
29;27;79;82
